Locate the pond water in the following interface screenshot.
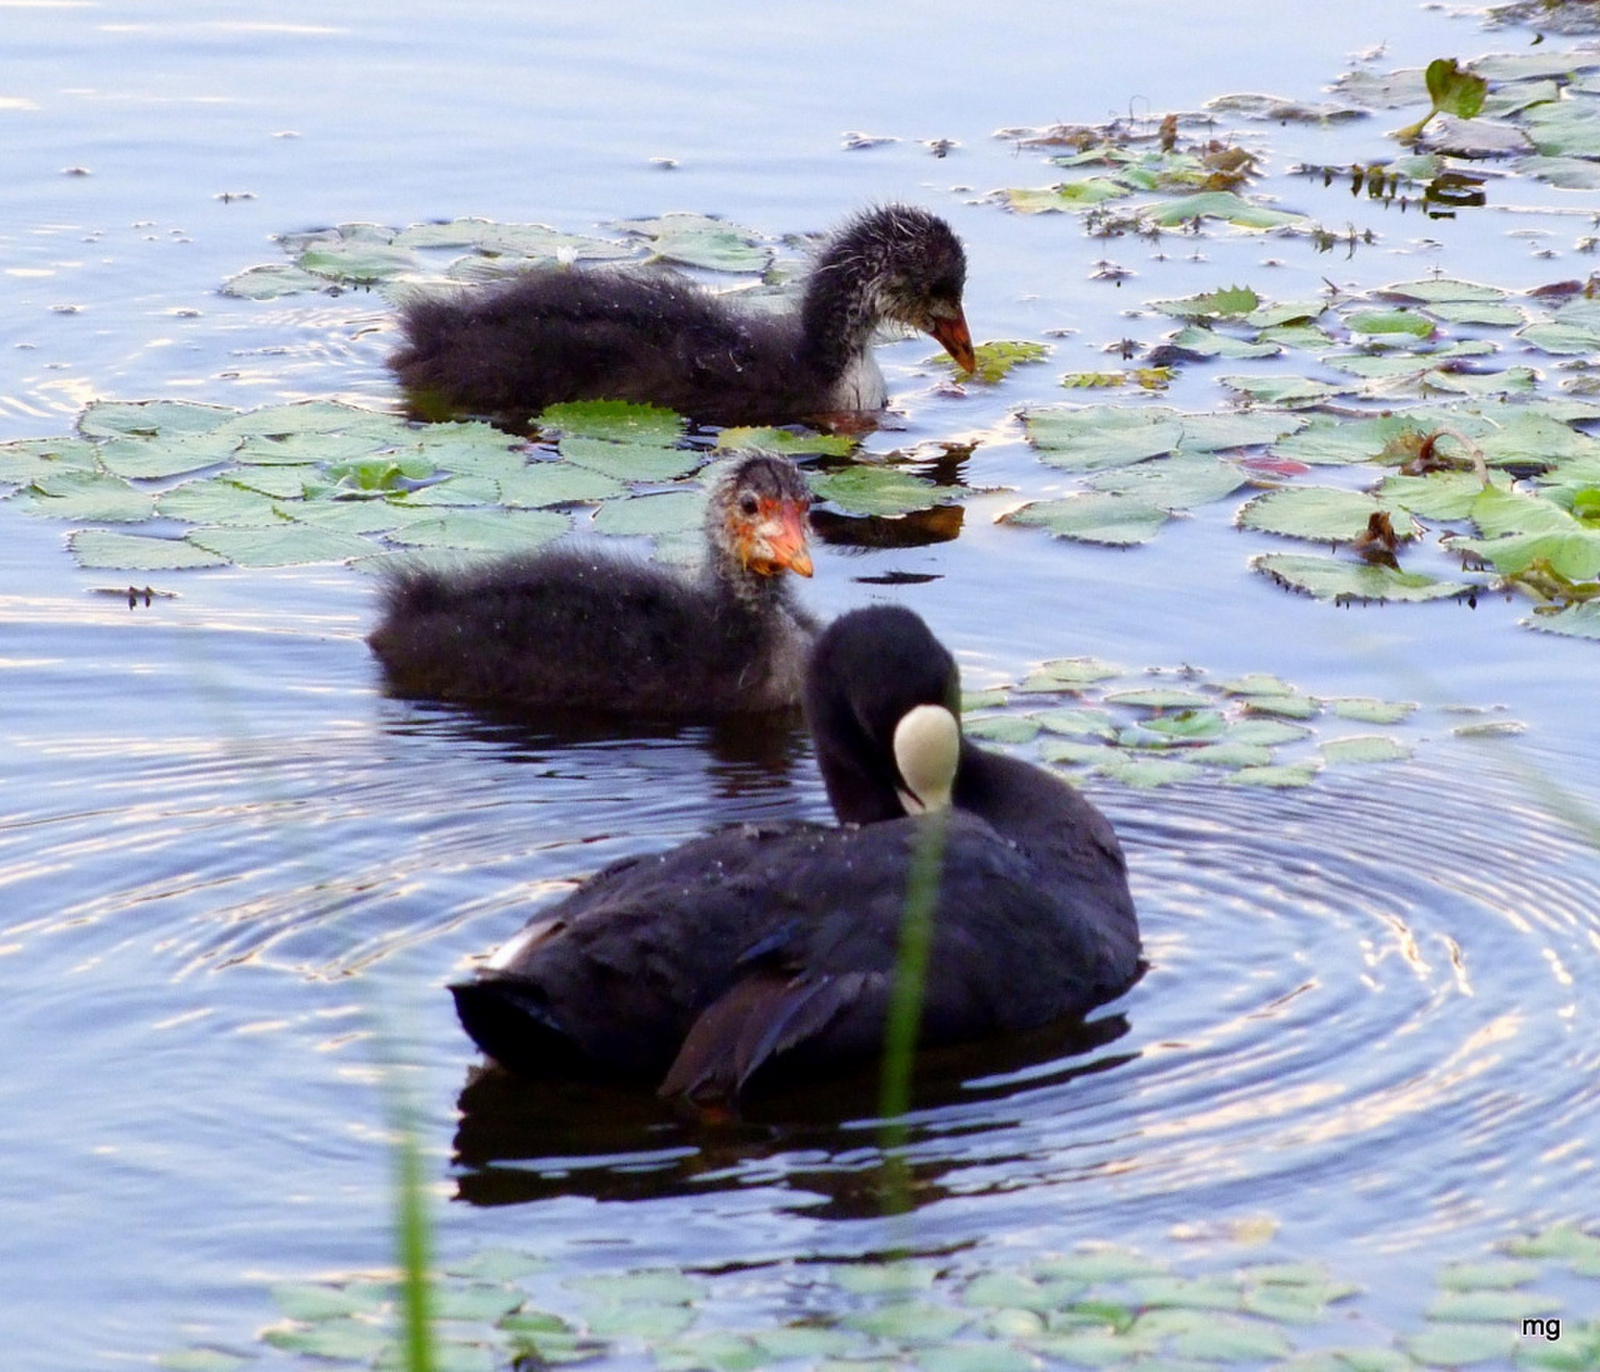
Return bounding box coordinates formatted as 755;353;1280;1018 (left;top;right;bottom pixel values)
4;2;1600;1369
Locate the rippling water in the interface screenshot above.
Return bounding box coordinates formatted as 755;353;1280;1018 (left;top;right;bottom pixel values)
5;1;1600;1367
6;480;1597;1362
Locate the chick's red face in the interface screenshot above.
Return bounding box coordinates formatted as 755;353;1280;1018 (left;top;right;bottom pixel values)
733;494;814;578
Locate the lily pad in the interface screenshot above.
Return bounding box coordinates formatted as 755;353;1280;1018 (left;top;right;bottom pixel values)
67;529;229;571
496;463;625;507
809;465;947;517
1086;452;1249;509
1001;493;1173;546
1024;405;1186;471
188;524;382;567
1177;409;1307;452
951;339;1051;384
25;469;151;522
964;716;1043;745
1527;600;1600;639
1000;179;1129;213
0;436;102;483
536;400;685;446
1228;762;1321;788
715;426;855;457
1321;735;1412;764
1403;1321;1515;1366
383;508;569;553
1139;191;1310;229
1219;374;1344;406
589;489;704;538
1253;551;1478;602
558;437;704;482
1346;309;1436;339
1150;285;1262;321
223;262;341;299
1237;487;1419;543
1095;754;1204;788
617;212;770;273
156;479;285;527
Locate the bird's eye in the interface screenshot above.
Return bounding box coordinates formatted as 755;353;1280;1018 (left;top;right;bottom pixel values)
739;494;760;517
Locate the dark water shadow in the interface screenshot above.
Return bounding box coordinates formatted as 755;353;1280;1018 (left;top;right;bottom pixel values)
451;1011;1137;1216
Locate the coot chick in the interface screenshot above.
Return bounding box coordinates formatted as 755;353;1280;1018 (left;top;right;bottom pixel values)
390;205;975;429
368;451;818;717
450;605;1141;1103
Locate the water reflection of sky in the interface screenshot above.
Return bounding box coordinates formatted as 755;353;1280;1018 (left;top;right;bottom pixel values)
5;3;1600;1369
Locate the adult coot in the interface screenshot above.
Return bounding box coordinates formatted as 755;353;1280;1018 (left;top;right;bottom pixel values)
450;605;1141;1102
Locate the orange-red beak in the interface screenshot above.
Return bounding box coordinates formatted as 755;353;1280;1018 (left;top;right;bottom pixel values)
743;497;814;578
929;310;977;375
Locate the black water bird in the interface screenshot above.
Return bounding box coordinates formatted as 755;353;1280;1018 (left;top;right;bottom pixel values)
368;451;818;717
450;604;1141;1103
390;205;975;429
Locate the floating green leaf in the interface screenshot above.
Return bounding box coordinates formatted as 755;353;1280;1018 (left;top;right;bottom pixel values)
1321;735;1412;765
1024;405;1185;471
1528;600;1600;639
496;463;624;507
0;436;101;484
715;425;855;458
589;489;703;537
843;1303;969;1343
156;1351;250;1372
381;508;569;553
1237;487;1419;543
536;399;685;446
1327;697;1418;724
1001;493;1173;546
271;1280;389;1322
1086;452;1249;509
1000;180;1128;212
97;431;241;479
965;716;1043;745
1140;191;1310;229
1150;286;1262;321
1254;551;1478;602
1346;308;1435;340
188;524;381;567
617;212;770;272
1020;657;1125;690
157;479;284;527
1220;373;1344;406
68;529;229;570
297;239;419;283
1229;762;1321;788
809;465;947;517
222;262;335;299
1095;754;1204;787
78;399;233;440
1177;409;1306;452
1171;1314;1293;1361
25;469;151;522
262;1317;390;1361
558;437;703;482
950;339;1051;384
1403;1320;1514;1366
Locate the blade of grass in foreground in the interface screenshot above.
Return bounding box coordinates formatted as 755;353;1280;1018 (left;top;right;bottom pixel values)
876;810;950;1215
373;1020;437;1372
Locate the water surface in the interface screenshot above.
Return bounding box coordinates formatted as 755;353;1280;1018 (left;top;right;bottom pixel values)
3;2;1598;1367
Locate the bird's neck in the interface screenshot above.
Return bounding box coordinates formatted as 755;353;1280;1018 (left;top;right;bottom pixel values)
705;545;795;617
798;246;885;383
